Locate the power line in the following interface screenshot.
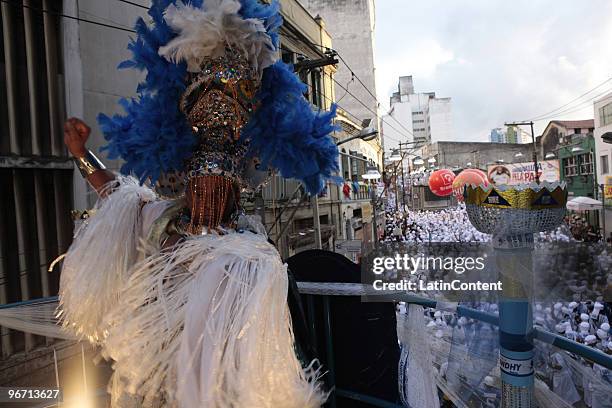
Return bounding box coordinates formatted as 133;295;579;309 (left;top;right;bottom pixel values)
4;0;403;144
324;71;415;141
526;76;612;121
113;0;410;142
114;0;409;143
116;0;149;10
1;0;137;33
335;52;379;102
298;75;401;144
531;86;612;123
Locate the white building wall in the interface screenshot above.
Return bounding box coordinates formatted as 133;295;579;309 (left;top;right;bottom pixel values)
384;102;414;150
63;0;148;208
594;92;612;240
387;76;453;147
409;93;431;144
429;97;453;143
301;0;379;129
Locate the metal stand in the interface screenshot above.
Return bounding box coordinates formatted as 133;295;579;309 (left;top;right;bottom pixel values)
494;234;534;407
464;182;567;408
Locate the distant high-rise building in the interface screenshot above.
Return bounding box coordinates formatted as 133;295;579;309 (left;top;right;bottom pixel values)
384;76;453;148
490;126;521;144
506;125;521;144
490;128;505;143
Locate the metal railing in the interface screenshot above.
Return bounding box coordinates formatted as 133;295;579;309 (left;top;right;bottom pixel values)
299;285;612;408
1;286;611;407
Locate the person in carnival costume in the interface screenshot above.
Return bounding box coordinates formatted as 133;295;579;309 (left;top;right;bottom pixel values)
59;0;339;406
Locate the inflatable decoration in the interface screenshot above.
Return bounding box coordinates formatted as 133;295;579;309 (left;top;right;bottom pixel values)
428;169;455;197
452;169;488;202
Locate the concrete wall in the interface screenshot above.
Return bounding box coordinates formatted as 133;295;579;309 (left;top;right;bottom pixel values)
301;0;379;129
416;141;535;170
429;97;453;143
384;101;414;149
63;0;148;208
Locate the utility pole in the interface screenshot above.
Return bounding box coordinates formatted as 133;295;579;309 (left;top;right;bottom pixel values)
398;142;413;211
505;121;540;183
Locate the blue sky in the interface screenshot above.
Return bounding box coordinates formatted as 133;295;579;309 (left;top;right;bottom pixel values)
374;0;612;141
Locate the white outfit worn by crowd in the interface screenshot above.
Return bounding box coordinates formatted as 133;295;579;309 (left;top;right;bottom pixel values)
551;352;580;405
58;178;325;407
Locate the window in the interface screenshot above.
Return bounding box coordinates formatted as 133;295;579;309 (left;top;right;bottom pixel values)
412;111;423;115
563;157;578;176
281;48;295;64
310;70;322;107
600;102;612;127
298;70;310;101
574;128;581;134
601;155;610;174
579;153;593;175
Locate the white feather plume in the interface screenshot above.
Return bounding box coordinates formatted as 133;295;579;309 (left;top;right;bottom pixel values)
158;0;278;78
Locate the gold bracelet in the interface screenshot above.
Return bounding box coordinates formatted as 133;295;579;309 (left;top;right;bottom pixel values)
73;150;106;178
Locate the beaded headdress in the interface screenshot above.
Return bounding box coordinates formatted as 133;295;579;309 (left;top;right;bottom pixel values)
98;0;339;207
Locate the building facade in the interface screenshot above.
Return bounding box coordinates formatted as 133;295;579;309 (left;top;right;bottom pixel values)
385;76;453;148
300;0;378;125
556;134;597;199
539;120;595;160
300;0;384;247
415;141;534;171
594;92;612;241
490;126;521;144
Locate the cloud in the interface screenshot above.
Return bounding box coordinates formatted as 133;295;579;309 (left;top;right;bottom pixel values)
375;0;612;141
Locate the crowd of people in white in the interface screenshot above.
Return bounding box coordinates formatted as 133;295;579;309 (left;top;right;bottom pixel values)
383;204;612;407
382;203;577;244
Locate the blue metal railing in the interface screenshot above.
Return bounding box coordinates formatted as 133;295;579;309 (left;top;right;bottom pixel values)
1;292;611;407
302;289;612;408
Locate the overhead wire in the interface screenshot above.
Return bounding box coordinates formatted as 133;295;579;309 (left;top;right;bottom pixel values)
526;76;612;121
1;0;138;33
6;0;406;145
531;86;612;123
280;32;417;139
112;0;414;143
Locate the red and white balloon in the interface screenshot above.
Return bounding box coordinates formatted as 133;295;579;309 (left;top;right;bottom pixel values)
428;169;455;197
452;169;488;201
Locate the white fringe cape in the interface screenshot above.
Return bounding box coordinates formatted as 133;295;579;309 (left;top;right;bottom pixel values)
59;179;326;407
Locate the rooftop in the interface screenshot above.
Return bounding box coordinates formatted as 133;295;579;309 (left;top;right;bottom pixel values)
550;119;594;129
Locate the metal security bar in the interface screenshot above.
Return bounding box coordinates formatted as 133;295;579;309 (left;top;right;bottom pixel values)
0;0;71;359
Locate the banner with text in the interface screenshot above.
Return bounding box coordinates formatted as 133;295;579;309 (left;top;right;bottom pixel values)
487;159;560;186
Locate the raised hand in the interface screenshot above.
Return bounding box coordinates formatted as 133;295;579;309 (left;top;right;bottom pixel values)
63;117;91;158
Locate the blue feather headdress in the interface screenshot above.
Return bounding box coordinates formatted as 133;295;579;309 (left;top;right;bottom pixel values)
97;0;339;194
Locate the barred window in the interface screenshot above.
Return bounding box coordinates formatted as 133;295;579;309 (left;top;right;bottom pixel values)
579;152;594;175
563;157;578;176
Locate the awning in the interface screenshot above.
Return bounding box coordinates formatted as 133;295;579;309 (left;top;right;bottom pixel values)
566;196;603;211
